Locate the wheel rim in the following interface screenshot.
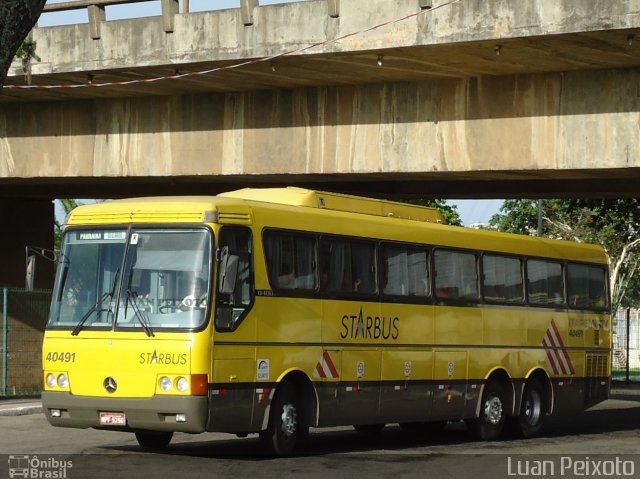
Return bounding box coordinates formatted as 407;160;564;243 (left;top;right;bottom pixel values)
280;403;297;437
523;389;542;426
483;394;503;425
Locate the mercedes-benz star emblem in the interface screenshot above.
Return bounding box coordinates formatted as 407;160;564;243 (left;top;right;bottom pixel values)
103;377;118;394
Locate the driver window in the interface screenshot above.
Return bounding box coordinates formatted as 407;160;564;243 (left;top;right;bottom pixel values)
215;227;253;331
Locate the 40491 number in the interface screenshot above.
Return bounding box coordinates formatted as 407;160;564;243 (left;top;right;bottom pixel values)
46;352;76;363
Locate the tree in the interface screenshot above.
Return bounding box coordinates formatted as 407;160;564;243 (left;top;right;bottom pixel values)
55;199;81;250
0;0;46;88
490;199;640;312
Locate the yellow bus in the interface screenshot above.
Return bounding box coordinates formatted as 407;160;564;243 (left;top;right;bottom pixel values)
42;187;611;456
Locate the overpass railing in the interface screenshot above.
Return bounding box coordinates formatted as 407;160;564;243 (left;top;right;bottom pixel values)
42;0;430;40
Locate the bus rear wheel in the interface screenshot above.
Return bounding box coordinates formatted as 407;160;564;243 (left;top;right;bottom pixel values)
515;379;546;438
470;381;507;441
260;383;306;457
135;431;173;449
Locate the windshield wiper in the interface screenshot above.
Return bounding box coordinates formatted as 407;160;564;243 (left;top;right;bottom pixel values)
71;291;111;336
71;268;119;336
126;290;155;337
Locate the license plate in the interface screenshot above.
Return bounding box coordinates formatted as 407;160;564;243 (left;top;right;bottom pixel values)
99;412;126;426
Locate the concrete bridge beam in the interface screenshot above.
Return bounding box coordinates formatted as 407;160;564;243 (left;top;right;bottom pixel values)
1;68;639;198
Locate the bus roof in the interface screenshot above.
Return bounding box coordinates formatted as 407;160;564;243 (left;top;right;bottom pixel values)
219;187;446;224
65;188;607;264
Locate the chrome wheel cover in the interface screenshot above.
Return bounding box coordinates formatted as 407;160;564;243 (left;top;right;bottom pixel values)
483;394;503;425
280;403;297;437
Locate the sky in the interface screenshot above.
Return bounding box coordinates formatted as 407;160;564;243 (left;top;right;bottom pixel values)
43;0;503;226
451;199;503;226
39;0;298;26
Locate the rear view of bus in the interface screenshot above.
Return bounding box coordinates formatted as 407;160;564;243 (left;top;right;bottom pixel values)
42;200;215;449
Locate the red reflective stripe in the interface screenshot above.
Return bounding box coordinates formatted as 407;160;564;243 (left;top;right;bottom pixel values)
322;351;340;379
315;362;327;378
543;320;575;376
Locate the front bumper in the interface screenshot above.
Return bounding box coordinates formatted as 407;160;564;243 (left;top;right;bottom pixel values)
41;391;208;433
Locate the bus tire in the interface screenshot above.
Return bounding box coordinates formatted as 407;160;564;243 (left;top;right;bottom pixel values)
353;424;385;434
260;383;306;457
515;379;546;438
135;431;173;449
470;381;507;441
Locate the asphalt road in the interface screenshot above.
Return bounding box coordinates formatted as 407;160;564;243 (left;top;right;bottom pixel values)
2;399;640;479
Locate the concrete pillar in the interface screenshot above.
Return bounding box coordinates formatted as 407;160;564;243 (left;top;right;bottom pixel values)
0;199;54;289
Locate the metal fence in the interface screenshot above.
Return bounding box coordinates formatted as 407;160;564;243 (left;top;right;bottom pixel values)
0;288;52;396
612;308;640;383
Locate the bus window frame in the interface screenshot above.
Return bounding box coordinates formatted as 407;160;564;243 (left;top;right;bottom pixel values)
240;224;609;315
115;224;214;334
524;257;567;309
214;226;255;333
47;225;127;331
432;246;481;305
263;228;319;296
565;260;610;312
378;240;432;305
318;234;379;301
48;223;215;334
480;251;526;306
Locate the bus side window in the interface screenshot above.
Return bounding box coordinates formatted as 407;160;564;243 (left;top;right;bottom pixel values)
527;259;563;306
482;254;523;304
434;249;478;301
567;263;608;310
320;237;376;295
264;231;317;291
381;243;429;298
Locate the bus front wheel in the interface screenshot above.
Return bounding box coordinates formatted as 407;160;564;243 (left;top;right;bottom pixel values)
135;431;173;449
470;381;507;441
260;383;306;457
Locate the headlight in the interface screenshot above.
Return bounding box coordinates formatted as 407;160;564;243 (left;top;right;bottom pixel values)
46;373;57;388
160;376;172;392
176;377;189;392
57;374;69;389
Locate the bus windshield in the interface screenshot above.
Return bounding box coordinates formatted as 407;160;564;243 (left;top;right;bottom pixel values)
48;227;212;332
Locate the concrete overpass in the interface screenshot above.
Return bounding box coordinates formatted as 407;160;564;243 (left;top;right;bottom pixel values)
2;0;640;286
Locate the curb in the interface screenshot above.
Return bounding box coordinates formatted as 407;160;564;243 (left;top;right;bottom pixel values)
0;404;43;417
609;389;640;401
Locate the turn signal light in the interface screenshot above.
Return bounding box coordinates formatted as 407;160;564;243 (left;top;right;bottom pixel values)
190;374;208;396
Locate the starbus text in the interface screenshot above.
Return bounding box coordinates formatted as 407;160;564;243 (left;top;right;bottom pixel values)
340;309;399;340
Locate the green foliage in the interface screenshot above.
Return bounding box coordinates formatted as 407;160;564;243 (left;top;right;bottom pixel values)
489;199;540;235
15;37;40;62
490;199;640;310
401;199;462;226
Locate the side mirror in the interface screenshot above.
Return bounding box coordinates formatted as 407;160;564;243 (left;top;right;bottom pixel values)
25;255;36;291
218;248;239;294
